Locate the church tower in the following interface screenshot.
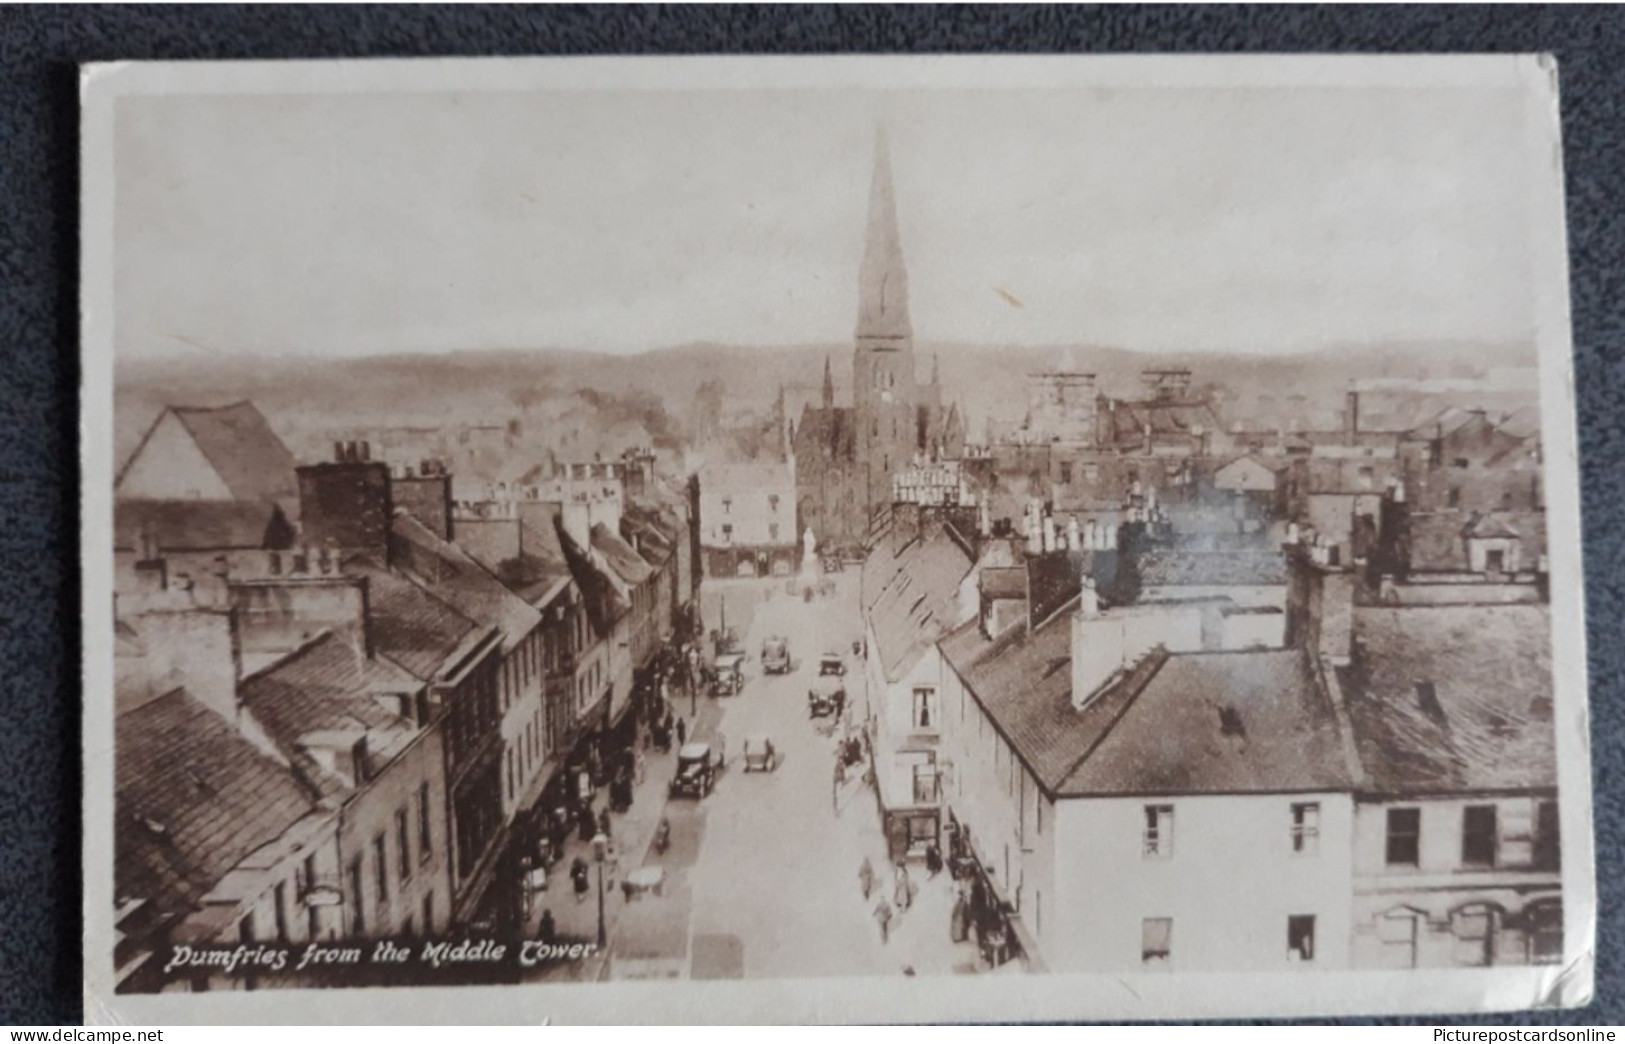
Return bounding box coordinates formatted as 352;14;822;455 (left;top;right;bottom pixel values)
852;127;921;519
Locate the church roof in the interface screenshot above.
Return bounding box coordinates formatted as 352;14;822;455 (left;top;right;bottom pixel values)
794;404;856;462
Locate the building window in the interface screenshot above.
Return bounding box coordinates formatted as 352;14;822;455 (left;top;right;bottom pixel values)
912;687;937;729
373;834;389;905
721;497;732;514
1141;917;1172;964
1447;487;1461;508
1290;802;1320;856
348;859;366;935
721;523;733;542
1059;462;1073;485
418;783;433;865
769;494;779;512
769;523;780;542
1386;807;1421;867
1454;457;1470;469
1287;915;1316;962
1462;804;1499;868
1485;548;1506;573
1535;800;1561;870
911;762;939;805
397;808;412;884
1143;804;1174;859
1528;901;1563;964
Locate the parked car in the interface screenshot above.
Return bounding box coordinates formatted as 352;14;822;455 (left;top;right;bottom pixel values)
818;652;846;677
741;735;778;773
712;653;746;696
669;742;716;799
761;636;791;675
808;678;845;719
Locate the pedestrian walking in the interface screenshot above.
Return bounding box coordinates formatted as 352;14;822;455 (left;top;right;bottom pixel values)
894;861;913;912
676;717;688;746
634;748;645;785
925;842;943;879
597;807;613;840
873;897;893;945
538;908;556;945
858;856;875;900
571;857;590;903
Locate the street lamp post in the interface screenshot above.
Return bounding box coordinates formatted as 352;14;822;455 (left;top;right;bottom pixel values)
592;831;608;950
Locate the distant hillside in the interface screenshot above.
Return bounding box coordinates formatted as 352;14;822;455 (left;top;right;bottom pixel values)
115;338;1538;468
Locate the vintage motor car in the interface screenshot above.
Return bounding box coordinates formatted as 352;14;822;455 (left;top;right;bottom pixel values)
818;652;846;677
668;742;716;799
711;652;746;696
741;734;778;772
808;677;845;719
761;636;791;675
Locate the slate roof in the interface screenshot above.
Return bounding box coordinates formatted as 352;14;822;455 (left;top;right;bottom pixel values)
866;527;974;683
1061;649;1352;796
239;632;421;797
591;522;655;586
556;520;630;638
119;402;299;506
116;688;318;928
1138;549;1287;587
1342;604;1556;793
1407;510;1548;573
114;499;295;553
348;556;479;680
390;515;542;654
459;508;574;607
979;567;1027;601
939;607;1162;794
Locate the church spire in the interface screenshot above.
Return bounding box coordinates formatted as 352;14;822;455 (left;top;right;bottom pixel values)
822;354;835;409
856;125;912;345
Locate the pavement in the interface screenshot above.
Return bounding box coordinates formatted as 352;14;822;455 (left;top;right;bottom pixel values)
521;572;981;982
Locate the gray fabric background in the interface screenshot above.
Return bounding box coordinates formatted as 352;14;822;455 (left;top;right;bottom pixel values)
1;4;1618;1025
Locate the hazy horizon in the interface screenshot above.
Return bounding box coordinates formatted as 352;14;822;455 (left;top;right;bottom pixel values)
116;85;1537;362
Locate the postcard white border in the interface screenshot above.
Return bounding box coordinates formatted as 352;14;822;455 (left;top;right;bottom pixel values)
80;53;1595;1024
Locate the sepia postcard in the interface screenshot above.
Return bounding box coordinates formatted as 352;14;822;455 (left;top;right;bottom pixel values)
80;55;1594;1024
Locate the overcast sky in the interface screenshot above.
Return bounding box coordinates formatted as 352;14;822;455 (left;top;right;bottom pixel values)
114;84;1535;360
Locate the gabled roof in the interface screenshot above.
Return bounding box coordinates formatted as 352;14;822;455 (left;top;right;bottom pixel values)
1343;604;1555;793
866;527;974;683
119;402;299;505
116;688;319;929
389;515;542;654
591;522;655;586
239;632;423;799
555;519;630;637
793;405;856;463
114;499;295;554
348;556;479;680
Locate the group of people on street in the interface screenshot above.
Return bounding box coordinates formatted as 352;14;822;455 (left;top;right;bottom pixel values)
859;856;917;945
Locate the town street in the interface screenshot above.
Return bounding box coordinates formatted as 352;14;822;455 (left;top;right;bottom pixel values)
676;571;980;980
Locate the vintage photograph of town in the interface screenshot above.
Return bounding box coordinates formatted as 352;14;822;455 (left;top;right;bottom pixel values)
89;60;1586;1012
